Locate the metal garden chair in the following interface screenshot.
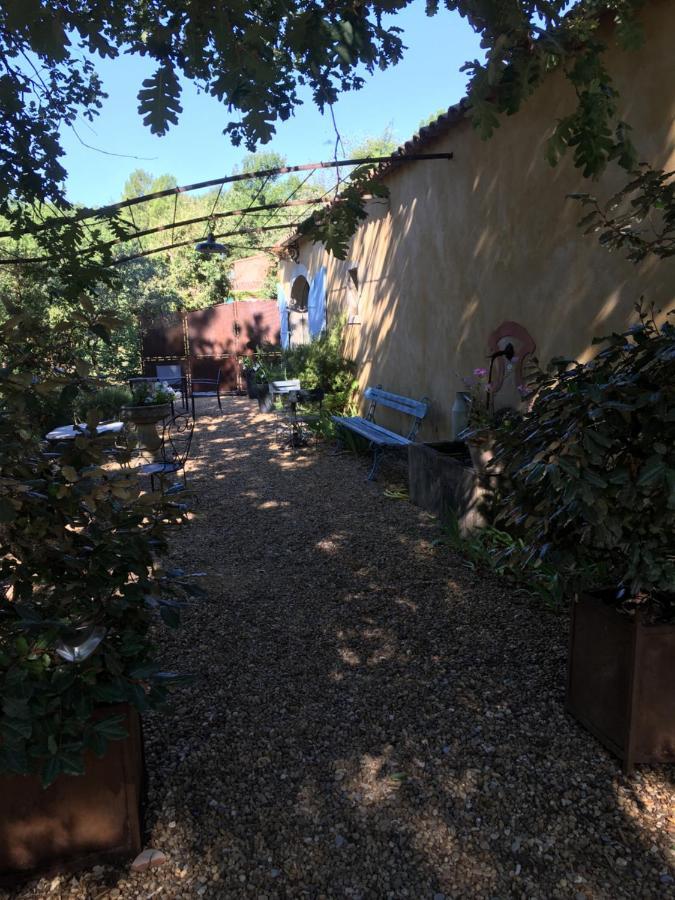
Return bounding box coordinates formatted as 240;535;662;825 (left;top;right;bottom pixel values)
189;369;223;417
138;413;195;493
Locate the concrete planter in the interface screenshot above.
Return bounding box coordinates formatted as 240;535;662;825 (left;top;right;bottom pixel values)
243;369;258;399
121;403;171;452
0;705;144;883
408;441;496;534
567;592;675;773
257;384;274;413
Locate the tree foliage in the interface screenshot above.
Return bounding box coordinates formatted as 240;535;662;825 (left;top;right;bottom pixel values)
0;154;316;378
0;0;650;223
282;316;358;415
570;165;675;261
0;284;206;785
299;164;390;259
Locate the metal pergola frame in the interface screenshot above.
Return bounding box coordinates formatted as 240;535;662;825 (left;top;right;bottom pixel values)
0;152;454;267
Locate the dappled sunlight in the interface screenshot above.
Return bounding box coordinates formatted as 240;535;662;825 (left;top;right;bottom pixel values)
314;535;346;555
587;287;627;337
270;454;317;471
337;646;361;667
395;597;419;613
258;499;291;510
340;751;402;807
361;627;398;666
90;395;675;899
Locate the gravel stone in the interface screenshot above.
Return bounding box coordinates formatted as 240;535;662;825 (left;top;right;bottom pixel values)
3;398;674;899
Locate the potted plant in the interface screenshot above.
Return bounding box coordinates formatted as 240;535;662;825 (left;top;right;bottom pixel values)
121;381;178;452
251;361;275;413
240;357;262;399
74;385;133;423
494;304;674;771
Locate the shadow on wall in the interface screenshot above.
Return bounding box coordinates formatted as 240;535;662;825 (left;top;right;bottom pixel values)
336;97;674;439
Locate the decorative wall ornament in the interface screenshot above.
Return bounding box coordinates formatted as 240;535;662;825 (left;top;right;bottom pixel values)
487;321;536;410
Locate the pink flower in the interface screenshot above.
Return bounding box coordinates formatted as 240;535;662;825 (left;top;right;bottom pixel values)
473;367;488;377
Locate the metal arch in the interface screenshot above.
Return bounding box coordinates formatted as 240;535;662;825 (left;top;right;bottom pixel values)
0;153;453;239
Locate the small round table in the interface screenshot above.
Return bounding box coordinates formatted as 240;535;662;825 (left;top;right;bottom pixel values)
45;421;125;442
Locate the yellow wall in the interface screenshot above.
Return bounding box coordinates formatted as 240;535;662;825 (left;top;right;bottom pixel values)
280;0;675;440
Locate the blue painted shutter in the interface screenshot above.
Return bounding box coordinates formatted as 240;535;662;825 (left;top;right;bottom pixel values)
308;267;326;338
278;285;289;348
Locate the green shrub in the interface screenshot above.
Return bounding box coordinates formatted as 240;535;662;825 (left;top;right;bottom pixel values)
74;385;133;422
0;305;195;788
437;514;565;609
282;318;358;417
492;303;674;621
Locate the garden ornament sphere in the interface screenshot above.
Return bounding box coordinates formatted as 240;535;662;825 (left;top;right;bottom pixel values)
55;623;107;663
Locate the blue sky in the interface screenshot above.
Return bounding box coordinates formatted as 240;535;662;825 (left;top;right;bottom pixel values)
60;6;482;206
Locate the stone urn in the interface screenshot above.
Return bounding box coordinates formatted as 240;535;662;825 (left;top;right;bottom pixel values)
121;403;171;453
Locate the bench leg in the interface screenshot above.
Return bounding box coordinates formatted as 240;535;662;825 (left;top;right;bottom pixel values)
368;446;384;481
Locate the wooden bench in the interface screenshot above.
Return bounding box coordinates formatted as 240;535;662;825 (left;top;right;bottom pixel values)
332;385;430;480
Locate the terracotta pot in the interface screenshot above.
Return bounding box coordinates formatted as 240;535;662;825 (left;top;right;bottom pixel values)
566;592;675;773
0;704;145;883
121;403;171;452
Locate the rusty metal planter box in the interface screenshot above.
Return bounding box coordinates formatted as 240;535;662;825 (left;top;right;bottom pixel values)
408;441;496;534
0;705;144;883
566;593;675;773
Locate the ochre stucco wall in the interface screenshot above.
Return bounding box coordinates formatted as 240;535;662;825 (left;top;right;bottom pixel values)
279;0;675;440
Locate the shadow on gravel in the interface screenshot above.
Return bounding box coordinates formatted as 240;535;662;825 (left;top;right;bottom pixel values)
121;399;675;899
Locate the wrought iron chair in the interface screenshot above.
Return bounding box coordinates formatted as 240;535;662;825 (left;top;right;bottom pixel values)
189;369;223;417
137;413;195;493
273;387;324;450
292;387;325;446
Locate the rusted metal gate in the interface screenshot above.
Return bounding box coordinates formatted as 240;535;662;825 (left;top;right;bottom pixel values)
141;300;280;393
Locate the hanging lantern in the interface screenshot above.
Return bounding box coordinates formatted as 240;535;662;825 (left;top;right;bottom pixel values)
195;232;229;255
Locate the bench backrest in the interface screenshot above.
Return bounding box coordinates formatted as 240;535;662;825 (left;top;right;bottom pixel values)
156;364;182;382
365;385;430;440
271;379;301;392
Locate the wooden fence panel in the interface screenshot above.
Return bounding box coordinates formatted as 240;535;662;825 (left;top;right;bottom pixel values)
141;300;280;395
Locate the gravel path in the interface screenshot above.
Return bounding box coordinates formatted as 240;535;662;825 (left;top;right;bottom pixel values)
8;398;675;899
